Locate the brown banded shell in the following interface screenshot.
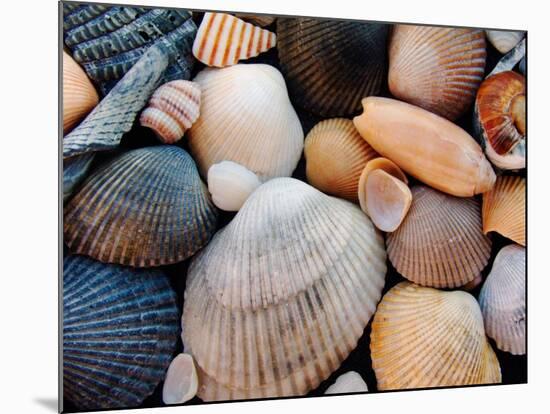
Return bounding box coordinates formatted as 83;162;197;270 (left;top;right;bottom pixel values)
304;118;379;202
388;25;486;121
386;185;492;288
371;282;502;390
486;30;524;54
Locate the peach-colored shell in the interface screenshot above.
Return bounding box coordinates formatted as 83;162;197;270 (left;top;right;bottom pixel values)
353;97;495;197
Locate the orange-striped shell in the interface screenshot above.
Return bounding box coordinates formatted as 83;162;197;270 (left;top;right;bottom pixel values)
482;175;525;246
140;80;201;144
388;25;486;121
192;12;276;67
387;185;492;288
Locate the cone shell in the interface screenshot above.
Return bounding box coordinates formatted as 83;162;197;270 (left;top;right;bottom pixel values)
193;12;276;67
140;80;201;144
387;185;492;288
482;175;525;246
479;245;526;355
486;30;524;54
371;282;501;390
277;18;388;117
325;372;368;395
163;354;199;405
388;25;486;121
188;64;304;180
63;255;179;410
304;119;379;202
182;178;387;401
353;97;496;197
63;51;99;134
64;146;218;267
207;161;261;211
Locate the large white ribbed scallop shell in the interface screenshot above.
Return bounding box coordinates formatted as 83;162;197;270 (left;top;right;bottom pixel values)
479;245;526;355
370;282;501;390
188;64;304;180
182;178;387;401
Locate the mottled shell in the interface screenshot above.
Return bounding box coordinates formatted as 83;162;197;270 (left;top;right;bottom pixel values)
193;12;276;67
387;185;492;288
182;178;387;401
277;18;388;117
388;25;486;121
163;354;199;405
371;282;501;390
304;119;379;202
64;146;218;267
486;30;524;54
207;161;261;211
63;51;99;134
140;80;201;144
353;97;496;197
325;372;368;395
188;64;304;180
482;175;525;246
63;255;179;410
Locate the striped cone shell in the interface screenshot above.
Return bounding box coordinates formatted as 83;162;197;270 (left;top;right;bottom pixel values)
193;12;276;67
479;244;526;355
371;282;501;390
388;25;486;121
64;146;218;267
182;178;387;401
277;18;388;117
63;255;179;410
387;185;492;288
486;30;524;54
304;119;379;202
188;64;304;181
482;175;525;246
140;80;201;144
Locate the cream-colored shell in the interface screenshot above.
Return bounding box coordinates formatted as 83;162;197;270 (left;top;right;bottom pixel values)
162;354;199;405
325;372;368;395
207;161;261;211
486;30;525;54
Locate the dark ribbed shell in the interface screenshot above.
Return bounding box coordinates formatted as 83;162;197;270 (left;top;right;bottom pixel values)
63;152;95;203
64;146;218;267
63;255;179;410
277;18;388;117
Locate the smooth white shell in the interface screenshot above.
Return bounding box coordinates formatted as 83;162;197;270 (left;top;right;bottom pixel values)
207;161;261;211
325;372;368;394
486;30;524;54
162;354;199;405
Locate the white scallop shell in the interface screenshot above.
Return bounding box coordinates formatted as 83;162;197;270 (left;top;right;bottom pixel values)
325;372;368;394
486;30;525;54
207;161;261;211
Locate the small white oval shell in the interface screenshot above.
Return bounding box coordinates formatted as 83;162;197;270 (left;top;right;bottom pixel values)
162;354;199;405
325;372;368;394
208;161;261;211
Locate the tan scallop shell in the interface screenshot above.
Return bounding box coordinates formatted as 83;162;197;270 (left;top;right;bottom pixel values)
304;119;379;202
388;25;486;121
188;64;304;181
482;175;525;246
486;30;524;54
63;51;99;134
182;178;387;401
387;185;492;288
371;281;501;390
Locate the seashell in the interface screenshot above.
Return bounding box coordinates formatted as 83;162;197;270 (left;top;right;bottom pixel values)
474;71;525;170
64;146;218;267
188;64;304;180
207;161;261;211
519;57;526;75
462;273;484;292
277;18;388;117
353;97;496;197
388;26;486;121
140;80;201;144
63;3;111;33
235;13;276;27
479;245;526;355
163;354;199;405
63;255;179;410
486;30;524;54
482;175;525;246
365;169;412;233
182;178;387;401
325;372;368;395
371;282;501;390
192;12;276;67
304;118;379;202
387;185;492;288
63;51;99;134
489;38;525;77
63;152;95;203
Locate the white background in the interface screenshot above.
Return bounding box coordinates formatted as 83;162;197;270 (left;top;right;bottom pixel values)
1;0;547;413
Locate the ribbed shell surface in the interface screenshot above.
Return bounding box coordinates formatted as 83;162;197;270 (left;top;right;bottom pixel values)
388;25;486;121
64;146;218;267
304;119;379;202
479;245;526;355
63;255;179;410
370;282;501;390
277;18;388;117
63;152;95;203
486;30;524;54
182;178;387;400
188;64;304;180
386;185;492;288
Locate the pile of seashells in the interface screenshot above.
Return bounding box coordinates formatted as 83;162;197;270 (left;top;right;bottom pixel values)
62;3;526;412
